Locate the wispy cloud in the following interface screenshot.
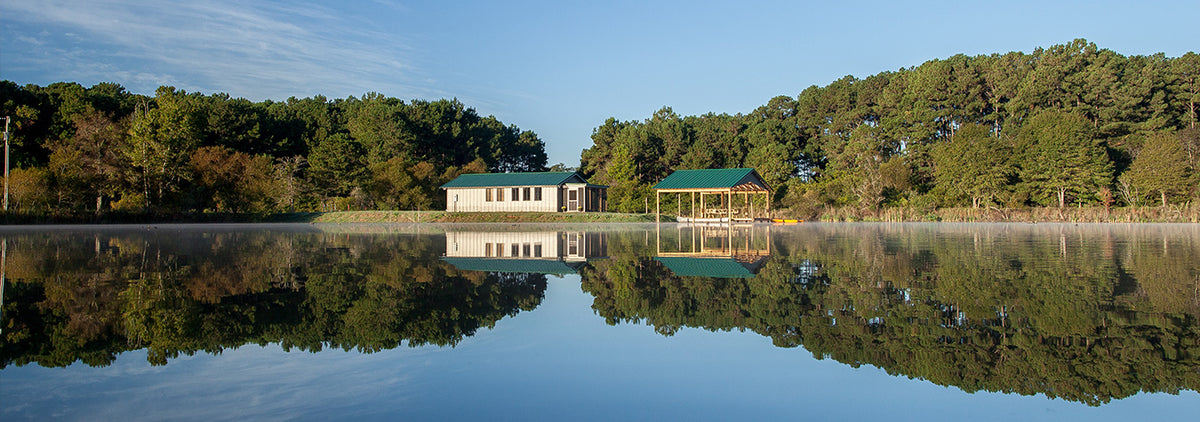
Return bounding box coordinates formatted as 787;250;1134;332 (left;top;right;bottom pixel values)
1;0;438;100
3;344;443;421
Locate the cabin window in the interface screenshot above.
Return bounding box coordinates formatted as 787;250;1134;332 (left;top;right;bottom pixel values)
496;188;504;201
522;243;531;257
486;189;493;202
533;243;542;257
512;187;520;200
523;187;531;201
511;244;520;256
535;187;542;201
485;243;493;257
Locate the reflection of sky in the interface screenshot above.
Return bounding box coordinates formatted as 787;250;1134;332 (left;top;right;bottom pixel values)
3;275;1198;421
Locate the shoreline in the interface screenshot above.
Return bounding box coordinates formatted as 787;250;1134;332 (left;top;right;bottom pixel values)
815;205;1200;224
2;206;1199;225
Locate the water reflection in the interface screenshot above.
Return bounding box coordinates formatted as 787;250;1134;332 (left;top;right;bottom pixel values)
2;223;1198;406
654;223;771;278
583;223;1200;405
0;226;546;367
442;230;608;275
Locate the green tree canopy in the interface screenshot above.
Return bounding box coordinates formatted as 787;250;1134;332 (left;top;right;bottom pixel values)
1015;110;1113;207
1121;132;1193;205
931;123;1014;208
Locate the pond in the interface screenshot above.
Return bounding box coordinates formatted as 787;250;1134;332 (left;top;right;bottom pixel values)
1;223;1198;421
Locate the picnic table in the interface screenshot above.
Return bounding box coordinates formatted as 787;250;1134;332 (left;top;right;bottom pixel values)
703;209;740;217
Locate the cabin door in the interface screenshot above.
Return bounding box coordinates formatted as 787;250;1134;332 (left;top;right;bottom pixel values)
568;189;578;212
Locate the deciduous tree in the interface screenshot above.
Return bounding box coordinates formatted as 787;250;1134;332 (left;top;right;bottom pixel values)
1122;132;1192;205
931;123;1014;208
1016;111;1112;207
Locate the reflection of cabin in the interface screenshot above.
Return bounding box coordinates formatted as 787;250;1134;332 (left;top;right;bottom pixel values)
442;231;608;275
654;223;771;278
440;172;608;212
651;168;771;223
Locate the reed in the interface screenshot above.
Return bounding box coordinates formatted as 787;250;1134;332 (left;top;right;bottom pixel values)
801;204;1200;223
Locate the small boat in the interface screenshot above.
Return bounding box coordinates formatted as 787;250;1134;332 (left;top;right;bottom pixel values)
771;219;801;224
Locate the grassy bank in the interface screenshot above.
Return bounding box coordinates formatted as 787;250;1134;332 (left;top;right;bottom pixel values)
5;206;1199;225
0;211;277;225
0;210;664;225
809;204;1200;223
270;211;664;223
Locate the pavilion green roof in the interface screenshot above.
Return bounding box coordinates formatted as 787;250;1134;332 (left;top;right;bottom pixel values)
441;172;598;188
651;168;768;191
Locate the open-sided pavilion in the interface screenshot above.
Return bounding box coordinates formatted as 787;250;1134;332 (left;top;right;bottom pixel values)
651;168;771;223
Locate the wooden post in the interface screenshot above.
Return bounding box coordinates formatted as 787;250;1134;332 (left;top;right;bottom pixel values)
655;190;660;223
749;191;754;221
766;191;771;219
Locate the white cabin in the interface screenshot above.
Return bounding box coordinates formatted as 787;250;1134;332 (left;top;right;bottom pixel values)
441;171;608;212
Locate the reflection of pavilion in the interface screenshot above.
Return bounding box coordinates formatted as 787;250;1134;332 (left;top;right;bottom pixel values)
654;224;771;278
442;231;608;275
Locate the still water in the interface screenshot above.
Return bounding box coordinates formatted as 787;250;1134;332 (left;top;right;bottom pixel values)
1;223;1198;421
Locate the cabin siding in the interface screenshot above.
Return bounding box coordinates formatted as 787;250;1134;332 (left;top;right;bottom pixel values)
444;230;606;261
445;186;560;212
445;231;562;258
441;171;608;212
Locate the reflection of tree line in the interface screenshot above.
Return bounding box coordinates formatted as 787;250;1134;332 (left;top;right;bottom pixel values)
0;231;546;367
4;225;1198;405
581;224;1200;405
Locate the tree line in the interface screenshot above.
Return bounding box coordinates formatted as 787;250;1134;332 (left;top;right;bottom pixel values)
0;83;548;216
581;39;1200;214
5;39;1195;218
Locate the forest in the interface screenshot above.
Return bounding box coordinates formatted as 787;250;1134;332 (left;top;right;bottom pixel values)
0;83;548;216
581;39;1200;217
1;39;1198;219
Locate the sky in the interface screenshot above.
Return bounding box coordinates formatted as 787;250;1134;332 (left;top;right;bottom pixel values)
1;0;1198;167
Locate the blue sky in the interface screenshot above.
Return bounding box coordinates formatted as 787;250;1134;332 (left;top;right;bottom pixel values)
2;0;1197;166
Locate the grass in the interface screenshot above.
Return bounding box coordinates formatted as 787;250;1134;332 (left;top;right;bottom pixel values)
268;211;665;223
805;204;1200;223
6;206;1198;225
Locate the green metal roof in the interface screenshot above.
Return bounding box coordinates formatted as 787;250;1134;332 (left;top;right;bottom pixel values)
441;172;592;188
653;256;761;279
441;257;585;275
651;168;768;190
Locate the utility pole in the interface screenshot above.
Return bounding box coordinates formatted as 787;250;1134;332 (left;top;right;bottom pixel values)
3;116;9;212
